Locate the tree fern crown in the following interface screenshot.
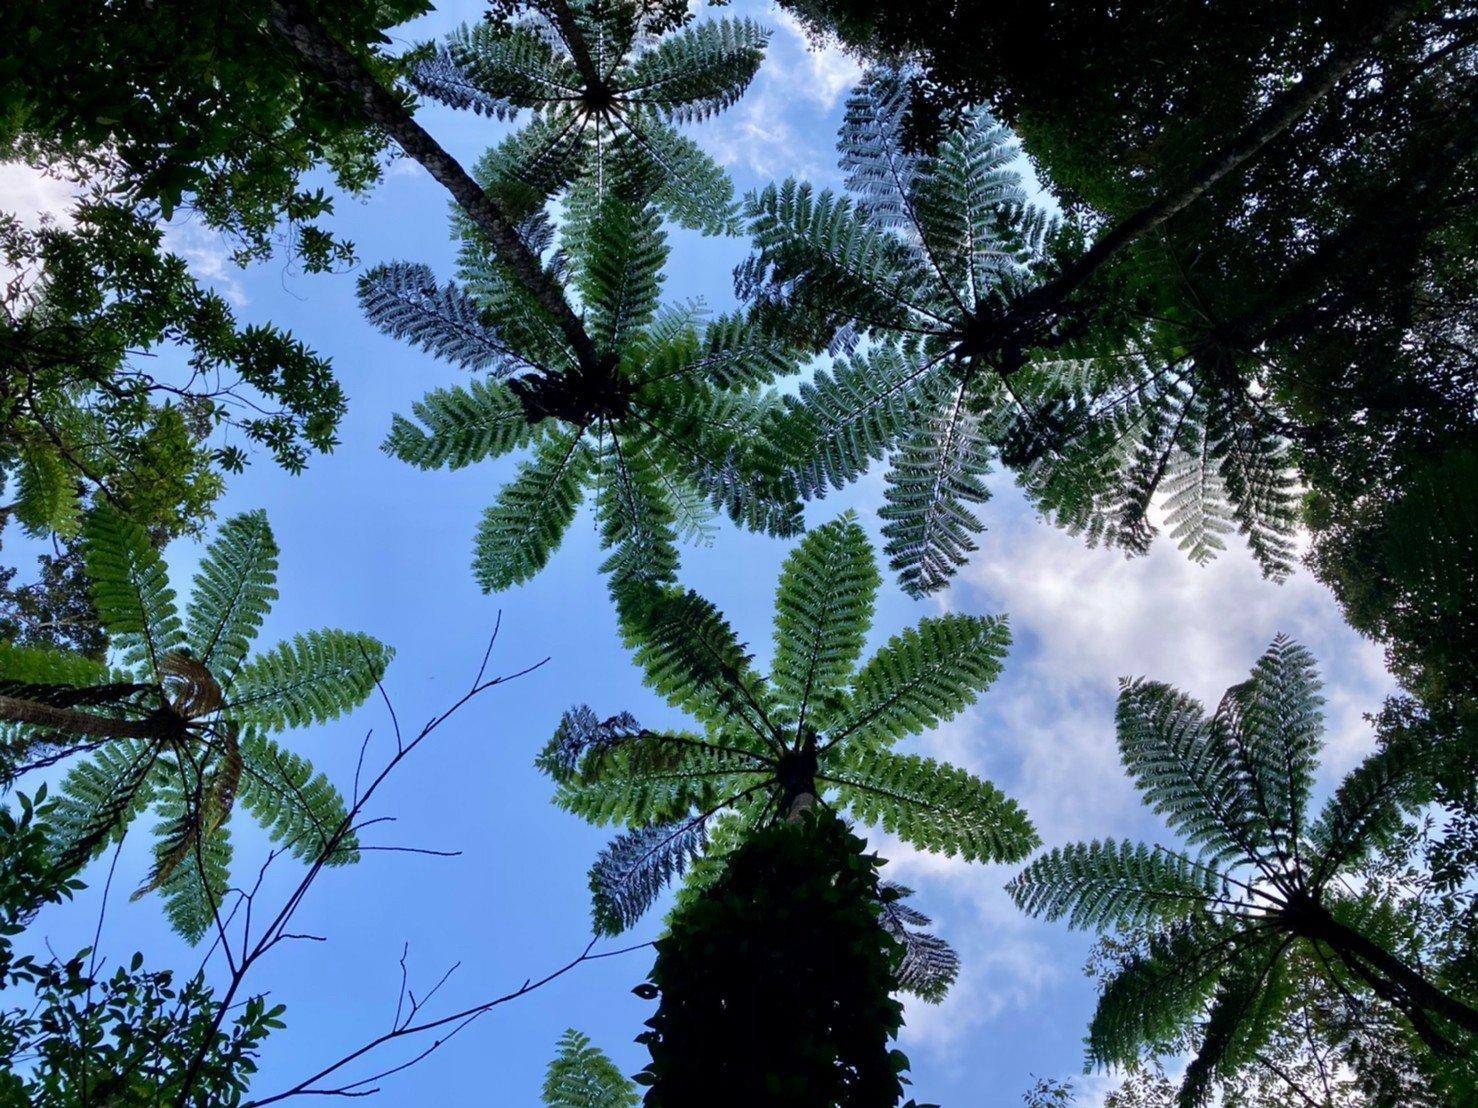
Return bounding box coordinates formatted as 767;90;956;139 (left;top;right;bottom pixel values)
1006;636;1448;1106
1;507;391;942
535;513;1036;1005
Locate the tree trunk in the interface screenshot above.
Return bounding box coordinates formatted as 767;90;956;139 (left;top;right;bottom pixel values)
265;0;601;371
1317;909;1478;1038
1293;899;1478;1039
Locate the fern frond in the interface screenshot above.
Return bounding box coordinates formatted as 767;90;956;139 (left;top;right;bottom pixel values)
618;115;737;236
1116;679;1264;867
537;705;643;783
51;739;159;872
1007;840;1222;931
1213;636;1323;858
408;47;520;118
826;748;1037;862
223;630;390;734
878;883;960;1002
384;380;537;471
778;339;941;497
623;587;775;742
549;739;759;828
1088;921;1251;1069
445;20;580;105
82;505;184;679
624;18;769;123
187;510;279;686
833;613;1009;750
543;1029;637;1108
0;641;111;689
143;775;233;944
1205;394;1298;580
743;179;936;343
590;816;709;934
879;380;992;597
912;109;1029;297
1307;732;1433;884
770;513;879;726
473;431;593;592
574;199;667;354
838;68;922;232
14;442;81;538
597;435;681;604
358;262;525;375
1177;945;1292;1108
239;734;358;865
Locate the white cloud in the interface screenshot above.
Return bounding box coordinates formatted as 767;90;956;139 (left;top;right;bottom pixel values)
769;7;862;109
160;220;248;305
0;162;78;229
701;2;861;181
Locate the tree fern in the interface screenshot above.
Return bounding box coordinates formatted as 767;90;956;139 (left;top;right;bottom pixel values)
1009;636;1477;1103
542;1029;636;1108
414;4;765;235
538;515;1034;1002
741;65;1303;590
371;191;800;604
0;511;389;941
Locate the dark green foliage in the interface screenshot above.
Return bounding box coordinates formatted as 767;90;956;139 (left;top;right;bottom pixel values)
0;507;389;942
3;0;423;262
0;791;283;1105
632;810;921;1107
0;538;106;657
539;514;1034;1009
0;207;346;543
543;1028;637;1108
1008;637;1478;1105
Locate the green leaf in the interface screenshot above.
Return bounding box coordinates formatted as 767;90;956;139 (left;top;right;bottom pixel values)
224;629;390;734
1007;840;1222;931
238;734;357;865
624;587;775;743
473;430;592;592
384;379;536;471
187;510;279;685
834;613;1009;750
771;513;879;726
543;1028;637;1108
826;748;1037;863
52;739;160;873
82;505;185;678
624;17;769;123
14;442;82;538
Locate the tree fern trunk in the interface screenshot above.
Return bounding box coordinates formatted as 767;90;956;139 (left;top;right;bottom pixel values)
1301;902;1478;1039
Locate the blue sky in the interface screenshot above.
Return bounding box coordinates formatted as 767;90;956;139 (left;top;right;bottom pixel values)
5;3;1397;1103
